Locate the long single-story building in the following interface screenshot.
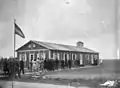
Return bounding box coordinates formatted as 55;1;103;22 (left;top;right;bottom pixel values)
16;40;99;68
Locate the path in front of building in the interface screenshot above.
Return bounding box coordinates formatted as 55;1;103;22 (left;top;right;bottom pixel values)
24;65;96;75
2;66;94;88
0;66;97;88
1;81;90;88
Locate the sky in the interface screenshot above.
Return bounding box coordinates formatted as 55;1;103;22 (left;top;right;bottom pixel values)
0;0;119;59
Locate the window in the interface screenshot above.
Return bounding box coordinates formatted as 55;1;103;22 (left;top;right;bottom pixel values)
37;53;40;59
19;54;22;61
51;51;53;58
80;54;83;60
28;44;31;48
40;51;46;59
33;44;36;47
23;54;25;61
53;53;56;59
80;54;83;64
63;53;66;60
87;54;90;61
67;54;69;60
40;52;42;59
72;53;74;60
91;54;93;59
95;54;98;60
72;54;76;60
57;53;60;60
24;53;26;61
75;54;77;60
22;53;26;61
91;54;94;64
43;52;46;59
49;51;51;59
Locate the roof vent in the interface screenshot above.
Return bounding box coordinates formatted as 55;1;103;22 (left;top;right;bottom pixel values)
76;41;84;48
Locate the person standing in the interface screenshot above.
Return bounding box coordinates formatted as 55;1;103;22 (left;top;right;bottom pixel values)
32;59;37;75
55;59;59;70
10;58;16;79
20;59;24;75
36;58;40;72
8;59;12;78
41;59;44;71
68;59;72;69
65;58;68;68
44;59;47;71
61;60;64;69
3;58;8;75
15;59;21;78
30;59;33;72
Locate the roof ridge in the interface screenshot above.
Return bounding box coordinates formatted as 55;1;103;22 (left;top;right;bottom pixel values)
30;40;98;53
31;40;76;47
83;47;98;53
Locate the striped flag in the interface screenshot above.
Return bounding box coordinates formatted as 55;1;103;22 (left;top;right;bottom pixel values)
15;23;25;38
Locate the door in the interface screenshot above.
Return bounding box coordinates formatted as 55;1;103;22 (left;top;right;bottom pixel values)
29;53;35;61
29;53;35;70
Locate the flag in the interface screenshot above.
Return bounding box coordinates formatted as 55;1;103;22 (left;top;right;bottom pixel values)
14;23;25;38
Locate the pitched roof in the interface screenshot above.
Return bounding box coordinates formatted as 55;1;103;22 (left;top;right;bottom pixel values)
31;40;98;53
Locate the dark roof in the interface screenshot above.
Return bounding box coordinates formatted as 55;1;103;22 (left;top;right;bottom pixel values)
31;40;98;53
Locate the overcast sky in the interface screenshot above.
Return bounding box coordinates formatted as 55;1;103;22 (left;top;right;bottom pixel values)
0;0;119;59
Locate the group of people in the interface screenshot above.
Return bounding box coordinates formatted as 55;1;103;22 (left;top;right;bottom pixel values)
28;58;82;73
0;57;24;79
0;57;99;78
0;57;81;78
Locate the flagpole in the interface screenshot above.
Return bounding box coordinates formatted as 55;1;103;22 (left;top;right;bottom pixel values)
14;19;16;62
14;19;16;59
12;19;16;88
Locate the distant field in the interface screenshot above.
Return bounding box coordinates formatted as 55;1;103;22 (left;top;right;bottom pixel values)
45;59;120;80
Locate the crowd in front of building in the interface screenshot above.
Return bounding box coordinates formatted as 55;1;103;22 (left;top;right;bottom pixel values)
25;55;98;75
0;55;99;79
0;57;24;79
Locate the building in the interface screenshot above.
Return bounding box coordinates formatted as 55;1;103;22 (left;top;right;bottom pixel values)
16;40;99;68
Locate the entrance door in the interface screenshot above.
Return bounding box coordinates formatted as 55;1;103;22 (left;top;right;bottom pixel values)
29;53;34;71
29;53;35;61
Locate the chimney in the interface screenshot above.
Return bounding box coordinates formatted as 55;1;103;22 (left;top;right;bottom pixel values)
76;41;84;48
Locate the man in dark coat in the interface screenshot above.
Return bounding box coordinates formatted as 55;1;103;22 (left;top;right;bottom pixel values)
3;59;9;75
8;58;16;79
51;59;55;71
68;59;72;69
61;60;64;69
65;58;68;68
15;59;21;78
44;59;47;71
30;59;33;72
20;59;24;75
55;59;59;70
7;59;12;78
48;59;53;71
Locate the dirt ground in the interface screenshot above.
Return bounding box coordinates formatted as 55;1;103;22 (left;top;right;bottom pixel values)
1;59;120;88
